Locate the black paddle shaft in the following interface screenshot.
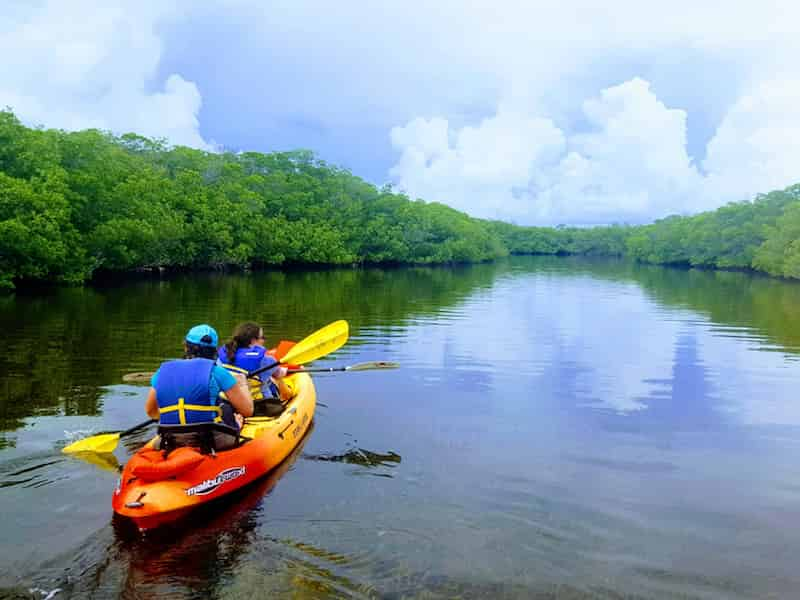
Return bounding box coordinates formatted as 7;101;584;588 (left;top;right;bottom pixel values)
247;360;280;379
120;419;157;437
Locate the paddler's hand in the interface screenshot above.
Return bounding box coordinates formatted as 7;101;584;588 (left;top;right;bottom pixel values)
273;366;288;378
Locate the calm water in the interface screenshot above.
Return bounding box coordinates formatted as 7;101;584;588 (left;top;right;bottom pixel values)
3;256;800;599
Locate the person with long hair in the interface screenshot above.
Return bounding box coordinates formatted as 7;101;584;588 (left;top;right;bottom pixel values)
218;322;289;415
144;324;254;451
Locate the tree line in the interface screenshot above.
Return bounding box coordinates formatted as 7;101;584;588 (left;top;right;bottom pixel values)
1;109;798;289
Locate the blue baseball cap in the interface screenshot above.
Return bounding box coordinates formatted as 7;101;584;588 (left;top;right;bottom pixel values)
185;324;218;348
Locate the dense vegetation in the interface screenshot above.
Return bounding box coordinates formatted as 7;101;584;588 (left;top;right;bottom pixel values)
0;110;505;289
1;109;799;289
625;187;800;275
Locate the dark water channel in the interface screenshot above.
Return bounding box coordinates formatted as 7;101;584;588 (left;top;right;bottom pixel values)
2;256;800;599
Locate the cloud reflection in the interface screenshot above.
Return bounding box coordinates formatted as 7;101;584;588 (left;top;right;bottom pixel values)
394;262;800;430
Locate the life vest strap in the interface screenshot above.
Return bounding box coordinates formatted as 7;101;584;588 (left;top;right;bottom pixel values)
220;362;265;400
159;397;222;425
221;362;249;375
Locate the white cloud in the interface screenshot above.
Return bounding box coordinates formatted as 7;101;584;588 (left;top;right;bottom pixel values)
539;78;705;223
389;111;565;220
0;0;207;149
391;78;704;224
703;79;800;203
390;75;800;225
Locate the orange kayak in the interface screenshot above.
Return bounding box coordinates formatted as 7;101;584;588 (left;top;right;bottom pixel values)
112;372;316;530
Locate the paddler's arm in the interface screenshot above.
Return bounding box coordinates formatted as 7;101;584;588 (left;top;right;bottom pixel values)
145;370;160;420
145;388;160;420
220;370;254;418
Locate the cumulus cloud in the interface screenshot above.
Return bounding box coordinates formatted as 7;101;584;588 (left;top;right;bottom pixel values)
391;79;704;224
537;78;705;224
703;79;800;203
390;76;800;225
389;111;565;221
0;0;207;148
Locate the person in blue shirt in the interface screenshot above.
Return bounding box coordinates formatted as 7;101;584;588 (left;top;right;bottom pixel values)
218;322;289;413
145;324;254;451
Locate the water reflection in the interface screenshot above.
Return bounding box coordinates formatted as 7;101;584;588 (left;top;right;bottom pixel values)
0;265;503;441
71;451;121;474
3;259;800;440
4;258;800;598
637;331;719;430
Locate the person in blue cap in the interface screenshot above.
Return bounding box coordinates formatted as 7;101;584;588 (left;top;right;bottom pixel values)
144;324;254;451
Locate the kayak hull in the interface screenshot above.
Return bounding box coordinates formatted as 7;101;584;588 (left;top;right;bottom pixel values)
112;373;316;530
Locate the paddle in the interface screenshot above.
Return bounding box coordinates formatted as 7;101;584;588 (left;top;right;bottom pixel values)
62;418;156;454
287;360;399;374
122;320;352;384
123;359;398;382
247;319;350;378
63;320;350;455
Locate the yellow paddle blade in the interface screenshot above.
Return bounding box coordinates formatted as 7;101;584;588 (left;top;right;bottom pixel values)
281;320;349;366
62;432;121;454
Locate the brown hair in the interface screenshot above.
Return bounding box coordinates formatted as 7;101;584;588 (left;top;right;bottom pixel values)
184;342;217;360
223;322;262;366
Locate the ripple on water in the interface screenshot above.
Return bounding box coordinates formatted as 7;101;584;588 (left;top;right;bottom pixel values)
0;455;66;490
231;518;453;598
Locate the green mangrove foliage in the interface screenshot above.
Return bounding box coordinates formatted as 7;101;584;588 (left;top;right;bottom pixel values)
0;109;799;288
487;221;632;256
626;187;800;269
0;110;508;288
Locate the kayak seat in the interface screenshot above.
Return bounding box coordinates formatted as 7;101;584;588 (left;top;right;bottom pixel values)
156;422;241;455
253;397;286;417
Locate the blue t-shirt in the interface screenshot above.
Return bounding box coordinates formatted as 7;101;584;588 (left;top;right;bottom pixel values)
151;364;236;405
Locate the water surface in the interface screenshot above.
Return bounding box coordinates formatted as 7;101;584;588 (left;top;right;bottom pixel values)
2;257;800;598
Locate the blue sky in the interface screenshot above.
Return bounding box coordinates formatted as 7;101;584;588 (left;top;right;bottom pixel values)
2;0;798;225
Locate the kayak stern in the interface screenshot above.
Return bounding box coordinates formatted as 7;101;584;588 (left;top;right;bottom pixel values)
112;373;316;530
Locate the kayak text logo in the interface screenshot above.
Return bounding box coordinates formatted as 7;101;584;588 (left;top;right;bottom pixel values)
185;466;246;496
